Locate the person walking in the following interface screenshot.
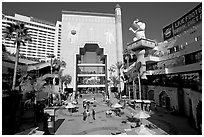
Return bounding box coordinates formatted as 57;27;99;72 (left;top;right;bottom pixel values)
87;109;90;122
83;110;87;121
92;109;96;120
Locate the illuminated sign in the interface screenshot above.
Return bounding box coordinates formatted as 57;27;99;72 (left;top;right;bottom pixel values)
163;3;202;41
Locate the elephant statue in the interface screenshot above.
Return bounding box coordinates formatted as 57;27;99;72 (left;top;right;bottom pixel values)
129;19;146;41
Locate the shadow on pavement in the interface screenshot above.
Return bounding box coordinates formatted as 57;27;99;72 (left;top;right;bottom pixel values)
55;119;65;132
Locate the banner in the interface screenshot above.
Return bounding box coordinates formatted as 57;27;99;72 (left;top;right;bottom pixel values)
163;3;202;41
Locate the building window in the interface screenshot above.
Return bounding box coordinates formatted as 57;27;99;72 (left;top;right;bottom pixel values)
184;51;201;65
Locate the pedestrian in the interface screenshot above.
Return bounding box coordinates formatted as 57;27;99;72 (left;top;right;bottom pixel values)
87;101;90;110
92;109;96;120
83;110;87;121
87;109;90;121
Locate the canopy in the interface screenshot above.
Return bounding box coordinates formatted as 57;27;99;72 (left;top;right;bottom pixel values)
143;100;151;103
135;125;155;135
112;103;123;108
133;111;150;119
65;103;76;109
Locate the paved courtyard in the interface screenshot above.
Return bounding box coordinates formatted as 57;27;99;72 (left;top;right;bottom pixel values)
52;94;198;135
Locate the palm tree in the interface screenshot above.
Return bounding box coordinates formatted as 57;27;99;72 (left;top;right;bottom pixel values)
61;74;72;99
61;74;72;88
3;22;32;91
53;59;67;102
108;61;123;99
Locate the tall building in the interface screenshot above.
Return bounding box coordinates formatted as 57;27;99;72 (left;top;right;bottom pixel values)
2;13;62;61
60;4;123;96
145;3;202;133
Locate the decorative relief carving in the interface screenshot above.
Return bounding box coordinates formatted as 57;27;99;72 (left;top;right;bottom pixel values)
104;29;114;45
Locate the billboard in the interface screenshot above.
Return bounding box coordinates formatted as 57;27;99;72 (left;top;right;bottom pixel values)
163;3;202;41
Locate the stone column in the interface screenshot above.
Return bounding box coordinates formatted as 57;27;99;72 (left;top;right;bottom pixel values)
115;4;123;63
136;49;147;99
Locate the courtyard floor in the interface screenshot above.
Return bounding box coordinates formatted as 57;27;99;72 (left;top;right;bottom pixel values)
53;94;198;135
16;93;198;135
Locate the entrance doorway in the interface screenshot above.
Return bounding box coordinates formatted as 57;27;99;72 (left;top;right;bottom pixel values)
159;91;170;110
76;43;107;95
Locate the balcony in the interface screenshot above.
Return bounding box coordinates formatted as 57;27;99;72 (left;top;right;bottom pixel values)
78;73;105;77
146;61;201;75
145;55;160;64
165;61;202;74
127;38;156;51
78;63;105;67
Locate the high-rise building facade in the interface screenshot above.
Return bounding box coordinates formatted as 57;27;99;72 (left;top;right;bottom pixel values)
2;13;61;61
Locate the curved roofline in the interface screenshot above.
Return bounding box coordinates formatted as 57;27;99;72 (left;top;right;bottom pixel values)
62;11;115;17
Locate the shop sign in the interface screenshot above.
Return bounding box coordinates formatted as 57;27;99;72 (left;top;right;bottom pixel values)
163;3;202;41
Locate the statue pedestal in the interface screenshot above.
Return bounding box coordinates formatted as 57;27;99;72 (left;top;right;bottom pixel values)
127;38;156;51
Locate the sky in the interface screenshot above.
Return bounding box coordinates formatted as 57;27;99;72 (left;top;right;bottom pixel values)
2;1;200;48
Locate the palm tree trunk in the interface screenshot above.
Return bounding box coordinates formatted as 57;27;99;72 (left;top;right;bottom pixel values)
118;72;121;100
58;70;63;103
58;79;62;102
12;42;20;91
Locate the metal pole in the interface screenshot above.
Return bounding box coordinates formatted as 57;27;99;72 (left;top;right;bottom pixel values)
128;86;130;100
